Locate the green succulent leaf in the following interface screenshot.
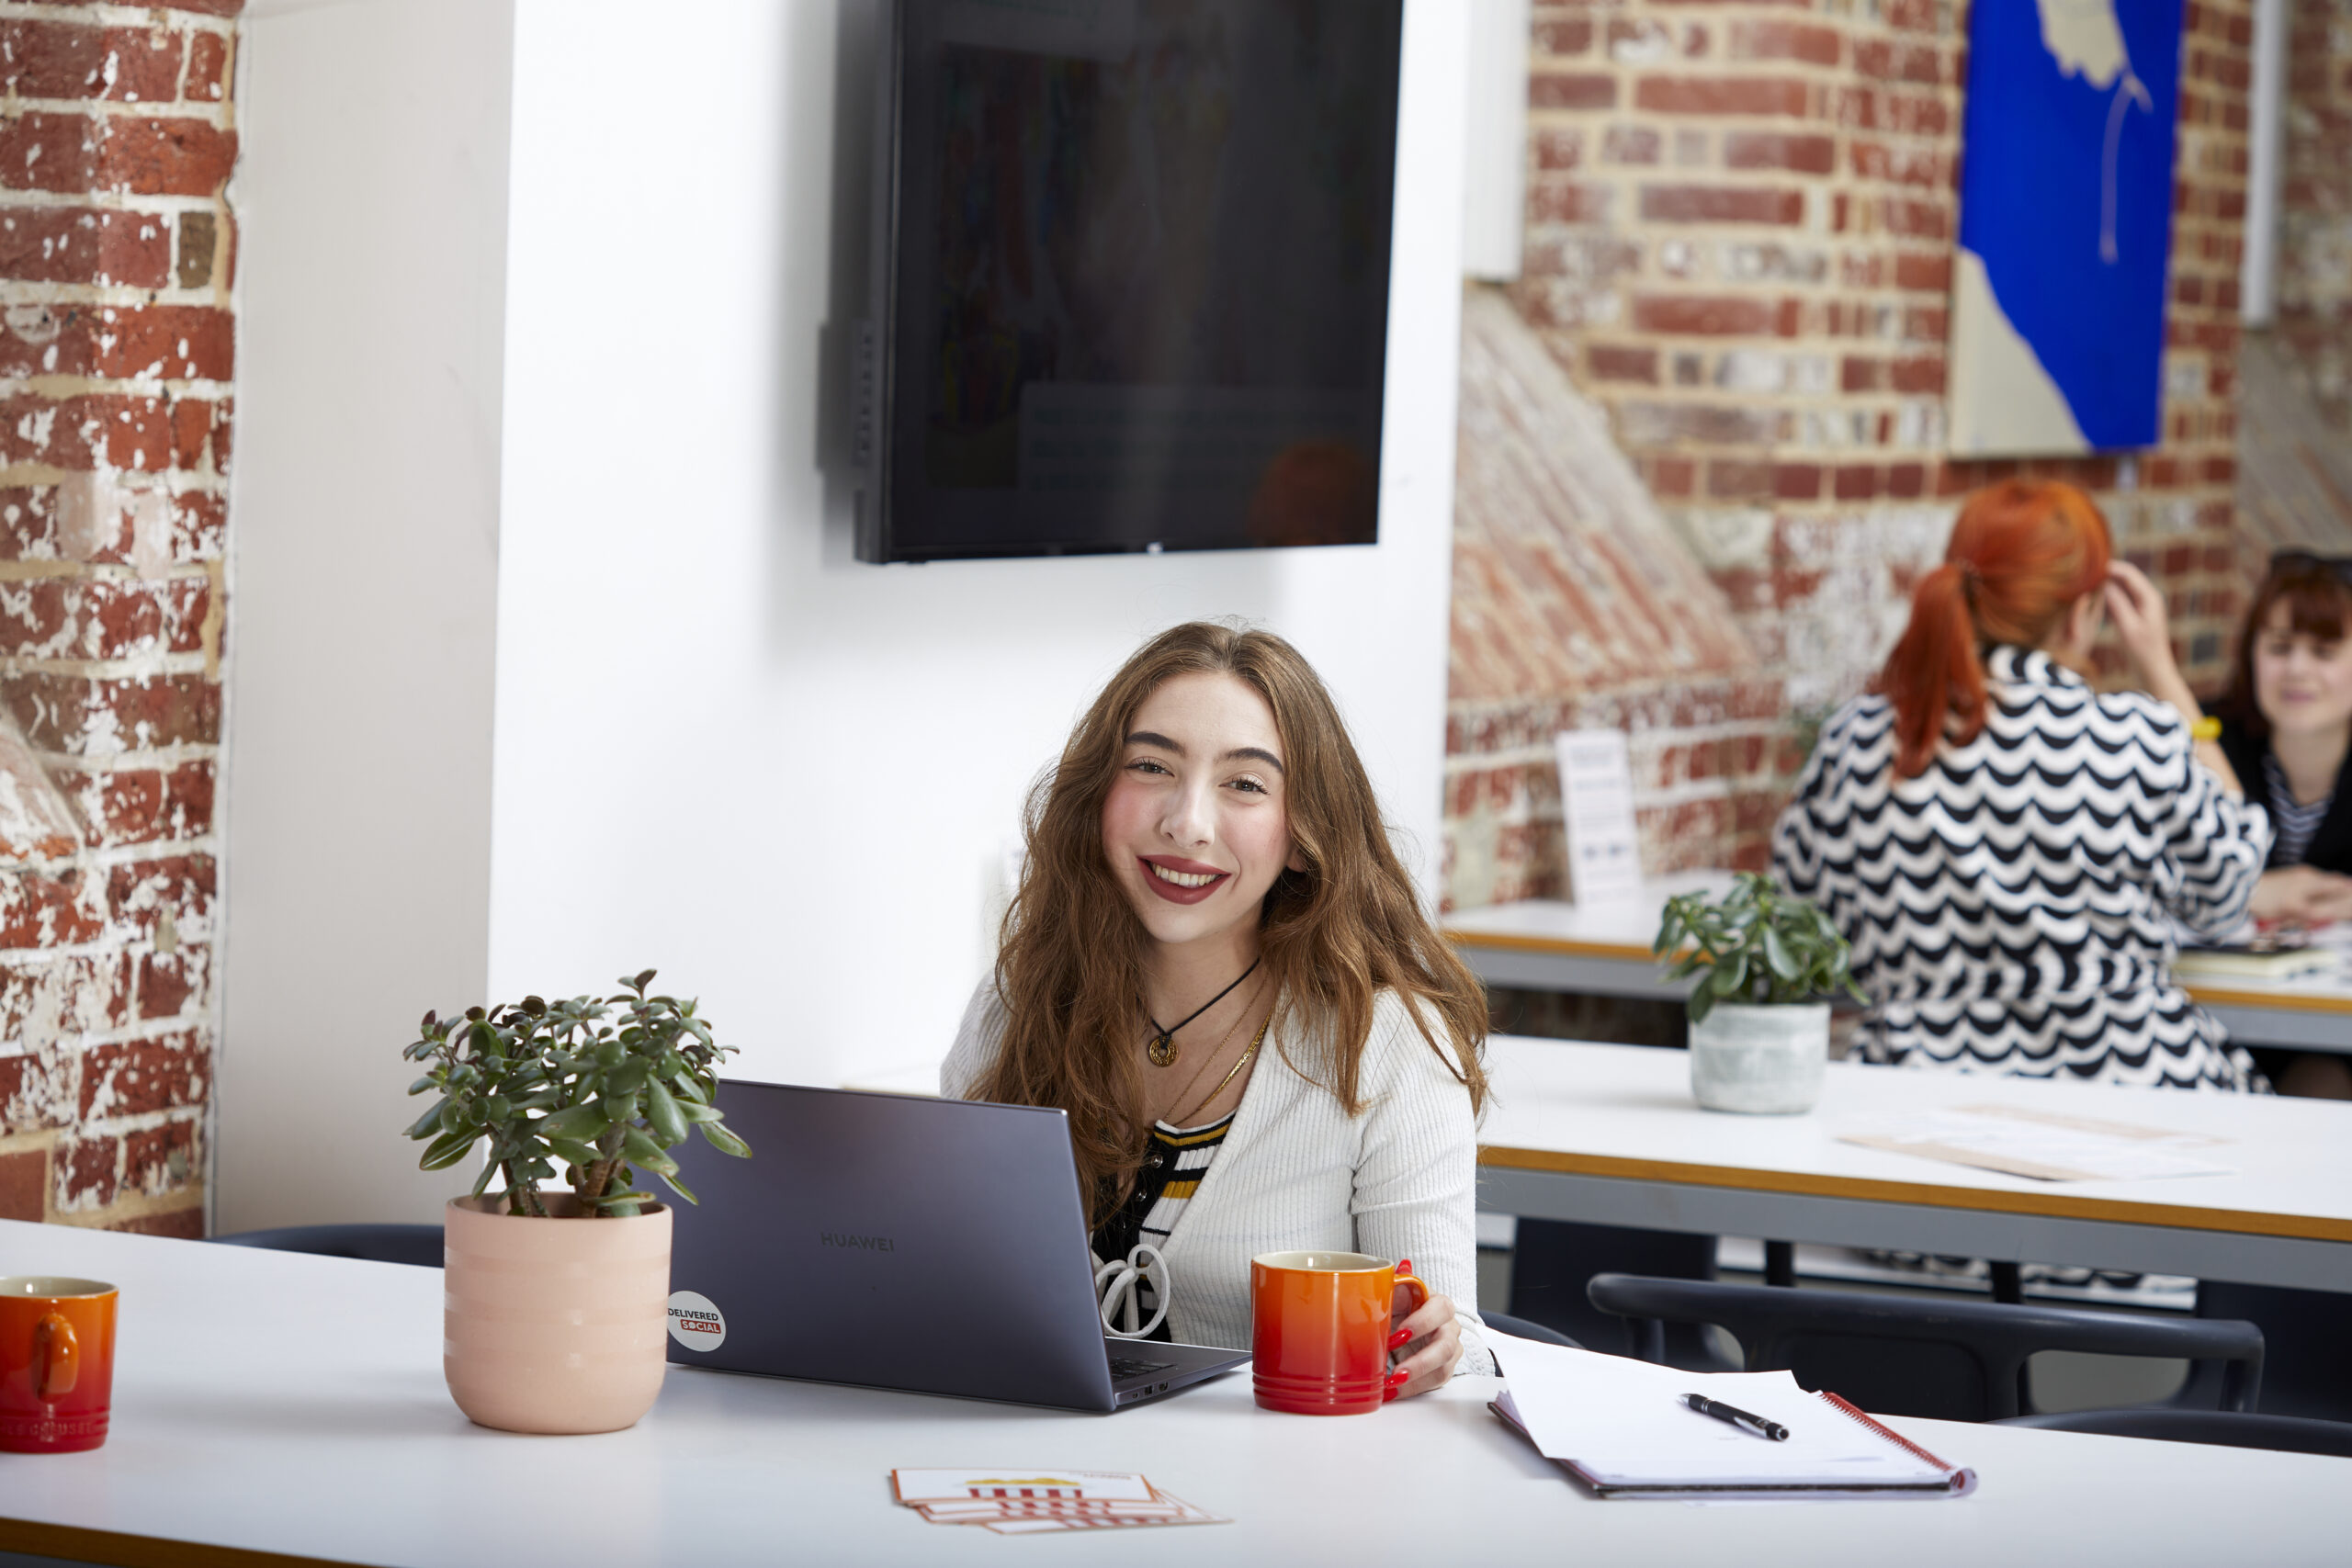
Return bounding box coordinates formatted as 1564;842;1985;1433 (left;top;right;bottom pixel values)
697;1120;752;1159
420;1128;481;1171
645;1080;688;1144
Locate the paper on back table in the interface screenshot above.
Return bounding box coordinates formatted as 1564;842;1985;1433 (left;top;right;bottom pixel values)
1486;1330;1950;1488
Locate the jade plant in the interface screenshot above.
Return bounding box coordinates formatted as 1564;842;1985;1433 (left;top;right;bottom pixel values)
401;969;751;1217
1654;873;1868;1024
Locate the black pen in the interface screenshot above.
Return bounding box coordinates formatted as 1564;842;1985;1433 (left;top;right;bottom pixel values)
1679;1392;1790;1441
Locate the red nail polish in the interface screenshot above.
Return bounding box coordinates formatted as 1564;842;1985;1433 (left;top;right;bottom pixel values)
1387;1326;1412;1349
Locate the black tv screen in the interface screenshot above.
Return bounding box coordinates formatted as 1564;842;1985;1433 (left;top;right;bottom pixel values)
860;0;1405;563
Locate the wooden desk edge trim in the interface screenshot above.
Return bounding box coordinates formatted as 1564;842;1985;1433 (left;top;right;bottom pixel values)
1444;929;1659;964
1476;1146;2352;1244
1446;928;2352;1016
0;1517;365;1568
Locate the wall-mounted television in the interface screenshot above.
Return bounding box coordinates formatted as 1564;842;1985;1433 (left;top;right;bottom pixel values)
858;0;1405;563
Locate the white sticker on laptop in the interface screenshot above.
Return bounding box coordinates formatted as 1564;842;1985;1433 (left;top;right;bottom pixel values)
667;1291;728;1351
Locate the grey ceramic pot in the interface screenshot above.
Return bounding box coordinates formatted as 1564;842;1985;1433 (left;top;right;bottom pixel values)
1688;1003;1830;1114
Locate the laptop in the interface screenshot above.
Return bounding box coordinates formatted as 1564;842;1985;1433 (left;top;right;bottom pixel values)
663;1080;1250;1412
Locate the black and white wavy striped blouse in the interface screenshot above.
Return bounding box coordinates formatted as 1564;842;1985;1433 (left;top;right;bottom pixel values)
1771;647;2273;1090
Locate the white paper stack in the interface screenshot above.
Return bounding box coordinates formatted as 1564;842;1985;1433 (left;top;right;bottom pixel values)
889;1469;1227;1535
1485;1329;1973;1500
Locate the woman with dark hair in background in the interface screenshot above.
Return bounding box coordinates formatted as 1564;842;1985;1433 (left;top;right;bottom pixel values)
1772;479;2272;1089
2215;550;2352;1099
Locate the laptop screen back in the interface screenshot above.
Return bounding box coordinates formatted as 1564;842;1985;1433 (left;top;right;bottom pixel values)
664;1082;1117;1409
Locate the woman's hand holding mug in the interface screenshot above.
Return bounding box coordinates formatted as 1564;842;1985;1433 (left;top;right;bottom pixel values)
1385;1269;1461;1401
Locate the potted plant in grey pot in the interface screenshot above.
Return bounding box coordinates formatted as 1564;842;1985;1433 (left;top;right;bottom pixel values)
401;969;752;1434
1655;874;1866;1114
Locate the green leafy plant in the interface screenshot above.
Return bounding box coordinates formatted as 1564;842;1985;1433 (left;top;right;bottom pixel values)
401;969;751;1218
1654;873;1867;1024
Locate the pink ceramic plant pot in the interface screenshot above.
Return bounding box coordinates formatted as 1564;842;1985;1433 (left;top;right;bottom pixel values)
443;1194;672;1435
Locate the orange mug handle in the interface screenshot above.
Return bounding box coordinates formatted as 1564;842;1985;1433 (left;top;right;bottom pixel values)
1382;1259;1432;1403
34;1311;78;1402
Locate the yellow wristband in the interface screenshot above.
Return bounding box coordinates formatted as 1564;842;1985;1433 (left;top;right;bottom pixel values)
2189;716;2221;742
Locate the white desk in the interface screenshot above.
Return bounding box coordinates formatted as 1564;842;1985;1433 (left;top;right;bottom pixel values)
1445;881;2352;1055
1480;1037;2352;1292
0;1222;2341;1566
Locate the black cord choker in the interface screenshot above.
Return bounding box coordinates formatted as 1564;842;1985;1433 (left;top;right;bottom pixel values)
1146;956;1261;1068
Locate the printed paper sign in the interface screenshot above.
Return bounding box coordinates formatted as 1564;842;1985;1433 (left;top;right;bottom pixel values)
1555;728;1642;908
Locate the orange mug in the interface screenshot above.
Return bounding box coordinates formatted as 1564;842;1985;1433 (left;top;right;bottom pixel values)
1250;1251;1429;1416
1;1277;119;1454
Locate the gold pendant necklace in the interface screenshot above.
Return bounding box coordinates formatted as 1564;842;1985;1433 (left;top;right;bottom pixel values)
1143;955;1261;1068
1173;1013;1271;1128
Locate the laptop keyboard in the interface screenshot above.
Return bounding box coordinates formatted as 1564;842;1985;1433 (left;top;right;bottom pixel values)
1108;1356;1175;1381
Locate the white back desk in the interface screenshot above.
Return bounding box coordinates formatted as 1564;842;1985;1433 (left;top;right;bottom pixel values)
0;1221;2341;1566
1481;1036;2352;1291
1445;879;2352;1055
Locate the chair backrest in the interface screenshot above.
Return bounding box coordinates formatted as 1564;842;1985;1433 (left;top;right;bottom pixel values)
211;1224;445;1268
1480;1311;1583;1350
2001;1408;2352;1458
1588;1272;2265;1421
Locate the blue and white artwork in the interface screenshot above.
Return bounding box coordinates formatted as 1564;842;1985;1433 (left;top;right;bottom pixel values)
1949;0;2183;456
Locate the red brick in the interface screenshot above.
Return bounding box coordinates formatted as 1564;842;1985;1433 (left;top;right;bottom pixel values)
1886;462;1928;499
0;20;185;103
1602;125;1662;165
1708;458;1776;499
1889;355;1946;394
1635;75;1809;118
0;112;234;197
0;1147;40;1221
1723;131;1836;175
136;947;201;1021
1632;294;1775;335
1773;463;1823;500
0;871;102;949
1894;251;1951;291
1533;17;1593;58
80;767;166;844
1880;197;1951;239
107;852;217;937
1854;38;1943;85
1835;466;1882;501
1531;72;1616;110
80;1034;208;1119
171;398;220;468
5;671;221;754
0;392;174;469
1729;19;1841;67
184;29;231;103
121;1118;198;1196
1532;128;1583;170
1641;185;1804;224
0;207;171;288
1589;344;1659;383
58;1134;117;1209
112;1205;204;1238
1650;457;1696;499
1530;180;1614;222
0;304;233;382
167;759;215;836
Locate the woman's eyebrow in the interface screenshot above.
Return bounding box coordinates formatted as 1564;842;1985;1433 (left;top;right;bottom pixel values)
1222;746;1285;773
1125;729;1183;752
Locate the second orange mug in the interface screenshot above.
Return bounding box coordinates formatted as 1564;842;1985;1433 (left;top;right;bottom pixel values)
1;1276;118;1454
1250;1250;1428;1416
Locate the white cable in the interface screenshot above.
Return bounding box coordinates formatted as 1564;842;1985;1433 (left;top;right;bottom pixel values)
1092;1244;1170;1339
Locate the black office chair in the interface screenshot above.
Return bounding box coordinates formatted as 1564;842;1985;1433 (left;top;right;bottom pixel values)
2180;1281;2352;1421
1482;1311;1583;1350
2000;1408;2352;1458
211;1224;444;1268
1587;1272;2265;1421
1508;1220;1735;1370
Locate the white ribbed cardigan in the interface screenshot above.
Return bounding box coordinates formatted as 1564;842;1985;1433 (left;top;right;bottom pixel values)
943;982;1493;1376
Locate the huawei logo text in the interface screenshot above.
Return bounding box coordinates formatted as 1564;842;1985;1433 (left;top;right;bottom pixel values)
820;1231;895;1252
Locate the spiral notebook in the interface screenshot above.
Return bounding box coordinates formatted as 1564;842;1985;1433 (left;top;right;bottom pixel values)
1485;1330;1975;1501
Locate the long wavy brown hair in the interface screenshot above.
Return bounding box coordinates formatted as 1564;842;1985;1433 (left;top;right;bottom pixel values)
977;621;1489;1226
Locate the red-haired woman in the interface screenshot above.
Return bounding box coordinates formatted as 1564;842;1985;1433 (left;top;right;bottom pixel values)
1772;479;2272;1089
943;622;1493;1393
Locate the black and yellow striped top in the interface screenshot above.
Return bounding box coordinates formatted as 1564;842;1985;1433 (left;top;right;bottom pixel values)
1090;1112;1236;1342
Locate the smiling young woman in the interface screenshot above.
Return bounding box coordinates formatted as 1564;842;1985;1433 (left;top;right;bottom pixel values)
941;621;1492;1394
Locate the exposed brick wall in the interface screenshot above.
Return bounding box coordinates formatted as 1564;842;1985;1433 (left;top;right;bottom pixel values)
1448;0;2256;907
2274;0;2352;431
0;1;237;1237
